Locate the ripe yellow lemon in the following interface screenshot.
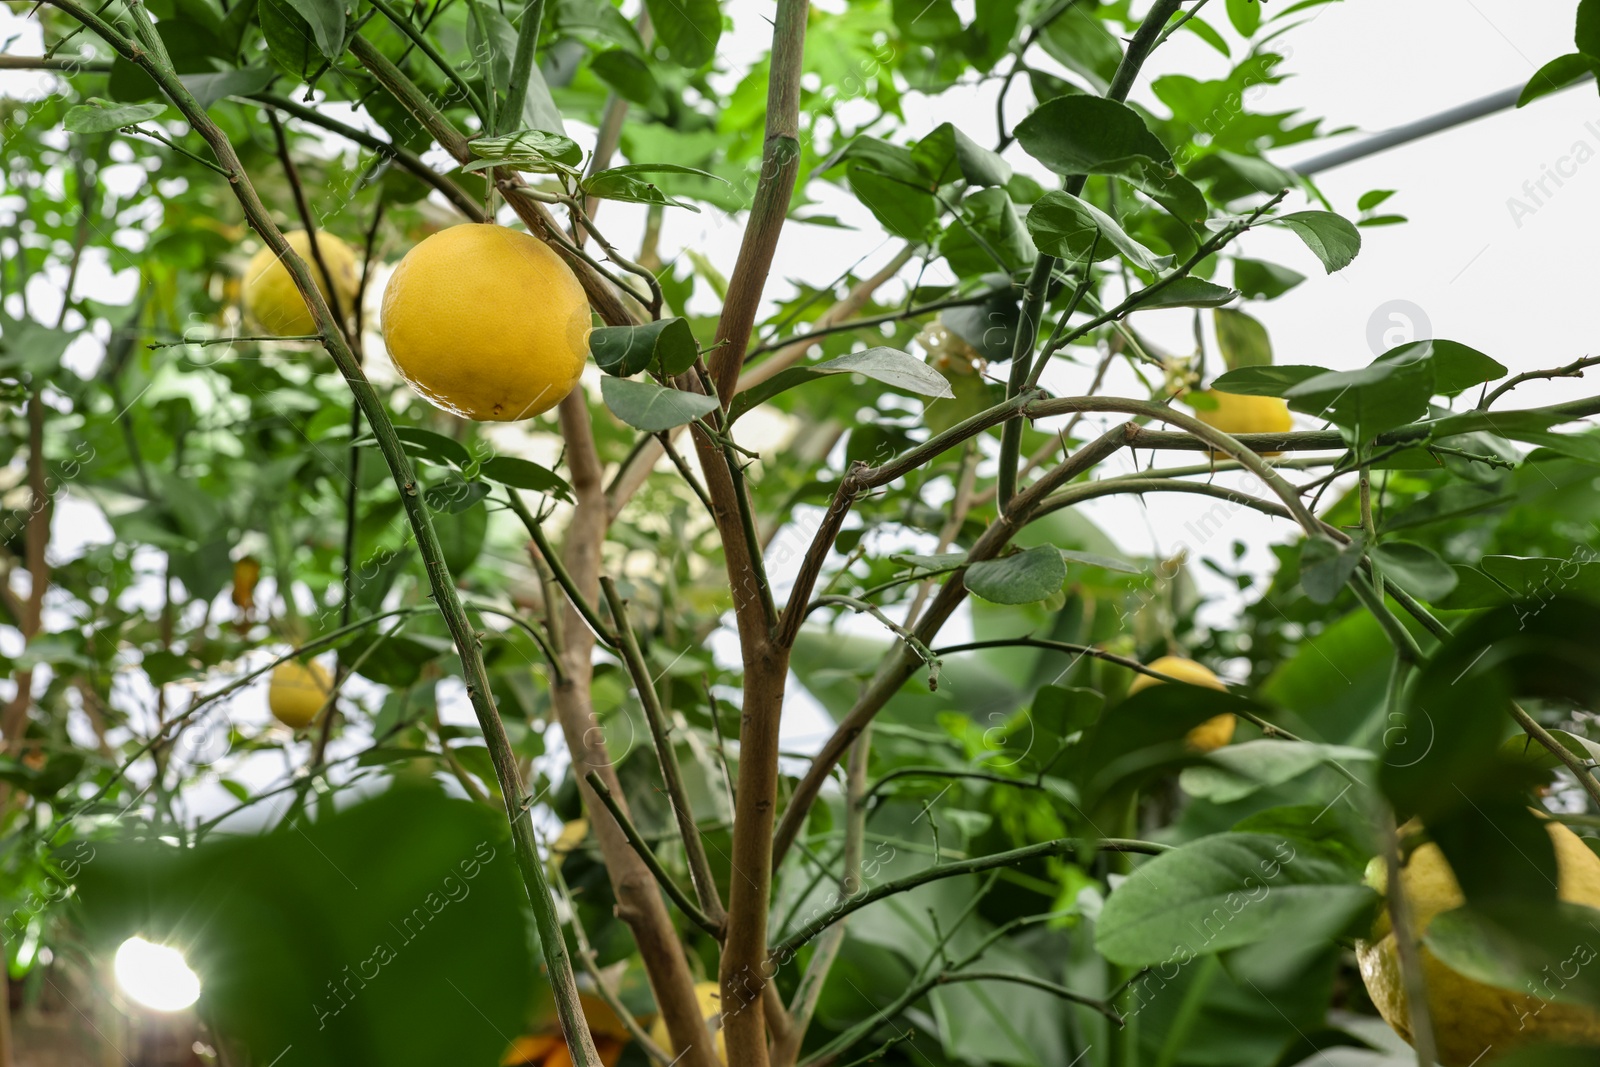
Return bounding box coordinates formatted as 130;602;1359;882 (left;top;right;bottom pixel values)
243;229;361;337
380;224;591;421
268;660;331;729
649;981;725;1064
1189;390;1293;457
1357;819;1600;1065
1127;655;1236;753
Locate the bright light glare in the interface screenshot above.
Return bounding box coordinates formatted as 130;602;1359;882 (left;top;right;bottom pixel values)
114;936;201;1012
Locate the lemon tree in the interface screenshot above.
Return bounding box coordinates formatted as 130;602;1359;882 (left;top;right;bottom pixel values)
6;2;1600;1067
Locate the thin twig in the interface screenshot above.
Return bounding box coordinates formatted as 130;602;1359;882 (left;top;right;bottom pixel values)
584;772;722;938
599;578;727;929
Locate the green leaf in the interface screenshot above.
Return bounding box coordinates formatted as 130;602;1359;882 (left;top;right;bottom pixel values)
260;0;319;78
1213;307;1272;369
280;0;344;58
1267;211;1361;273
1225;0;1262;36
1026;191;1174;273
729;347;954;422
938;187;1036;276
1059;549;1141;574
178;67;276;110
1210;364;1327;397
1372;339;1505;398
74;788;536;1067
1580;0;1600;55
812;348;955;398
1356;189;1398;212
911;122;1012;188
1137;277;1238;310
1519;52;1600;106
1297;538;1365;604
0;312;75;376
478;456;574;502
1370;541;1458;601
1095;832;1373;966
1285;347;1433;439
1438;555;1600;610
1381;598;1600;828
1425;901;1600;1007
964;545;1067;605
424;477;490;514
1501;729;1600;771
63;100;168;133
590;49;665;110
1179;740;1374;804
581;171;701;212
590;162;728;185
465;129;583;176
1233;257;1305;300
436;496;488;574
1037;11;1123;93
644;0;722;67
389;426;472;469
591;317;699;378
1014;95;1171;176
600;376;719;432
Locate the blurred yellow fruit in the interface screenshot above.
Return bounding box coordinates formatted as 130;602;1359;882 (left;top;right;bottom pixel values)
268;660;331;729
1189;390;1292;457
503;993;632;1067
231;556;261;611
1127;655;1235;753
1357;819;1600;1065
243;229;362;337
649;981;725;1064
381;224;591;422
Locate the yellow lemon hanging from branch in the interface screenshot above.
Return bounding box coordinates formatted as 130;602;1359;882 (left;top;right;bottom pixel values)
381;224;592;421
1127;655;1236;753
243;229;362;337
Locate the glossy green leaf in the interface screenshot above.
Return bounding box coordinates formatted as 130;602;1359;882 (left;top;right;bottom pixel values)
478;456;574;502
591;317;699;378
1519;52;1600;106
1179;740;1374;804
1371;541;1458;601
644;0;722;67
1298;538;1365;604
1014;95;1170;176
1210;364;1327;397
1214;307;1272;369
964;545;1067;605
1137;277;1238;310
1285;348;1434;439
601;376;719;432
63;100;168;133
1267;211;1361;273
1026;191;1174;272
1232;257;1305;300
1096;832;1373;966
281;0;344;58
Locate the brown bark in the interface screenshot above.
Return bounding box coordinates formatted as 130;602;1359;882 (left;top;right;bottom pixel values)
552;395;721;1067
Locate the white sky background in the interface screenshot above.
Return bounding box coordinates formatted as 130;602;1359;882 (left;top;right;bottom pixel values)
2;0;1598;821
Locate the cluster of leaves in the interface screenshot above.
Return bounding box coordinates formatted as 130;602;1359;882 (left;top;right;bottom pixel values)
4;0;1600;1066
